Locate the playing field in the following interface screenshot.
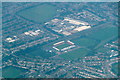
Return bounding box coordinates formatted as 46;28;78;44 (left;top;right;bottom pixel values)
2;66;26;78
59;48;90;60
96;46;111;53
88;26;118;41
18;4;57;23
71;37;98;48
111;63;118;75
56;43;71;49
16;45;56;59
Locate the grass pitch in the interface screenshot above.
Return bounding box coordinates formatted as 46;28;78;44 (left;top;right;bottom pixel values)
18;4;57;23
2;66;26;78
88;27;118;41
71;37;98;48
56;43;71;49
59;48;90;60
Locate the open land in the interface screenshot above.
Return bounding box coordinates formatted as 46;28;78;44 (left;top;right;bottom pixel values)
2;2;118;78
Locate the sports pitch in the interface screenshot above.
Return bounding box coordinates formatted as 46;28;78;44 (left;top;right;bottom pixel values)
59;48;90;60
17;4;57;23
56;43;71;49
87;26;118;41
71;37;99;48
2;66;26;78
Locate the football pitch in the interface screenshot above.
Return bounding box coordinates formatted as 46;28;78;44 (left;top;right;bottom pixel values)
56;43;71;49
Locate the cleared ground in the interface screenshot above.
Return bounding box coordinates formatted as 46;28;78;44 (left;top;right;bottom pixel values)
18;4;57;23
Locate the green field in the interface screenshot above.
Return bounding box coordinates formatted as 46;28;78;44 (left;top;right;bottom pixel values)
111;63;118;75
88;27;118;41
96;46;111;53
18;4;57;23
56;43;71;49
71;38;98;48
2;66;26;78
16;45;56;59
59;48;90;60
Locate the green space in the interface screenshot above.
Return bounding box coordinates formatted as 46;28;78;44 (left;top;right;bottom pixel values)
88;27;118;41
96;46;111;53
111;63;118;75
86;26;118;50
59;48;90;60
71;37;98;48
16;44;55;59
18;4;57;23
28;48;55;58
56;43;71;49
2;66;26;78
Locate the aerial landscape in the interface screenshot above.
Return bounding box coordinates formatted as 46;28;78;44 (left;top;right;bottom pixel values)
2;2;119;78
